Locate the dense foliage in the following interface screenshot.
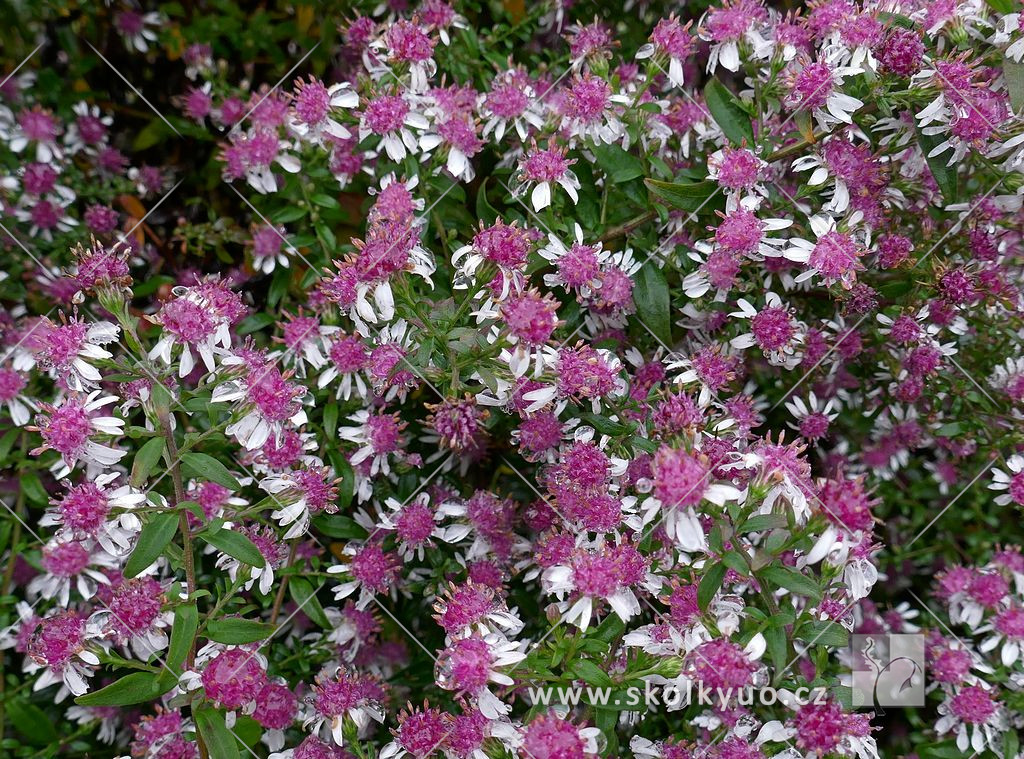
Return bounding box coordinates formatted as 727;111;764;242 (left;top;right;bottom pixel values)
3;0;1024;757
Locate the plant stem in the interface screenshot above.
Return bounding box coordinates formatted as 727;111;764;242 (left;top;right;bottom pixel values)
600;209;658;243
158;412;208;759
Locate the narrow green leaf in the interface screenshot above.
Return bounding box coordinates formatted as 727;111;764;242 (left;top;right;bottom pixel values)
698;562;727;611
475;177;500;225
21;471;48;505
180;452;241;491
201;528;265;567
592;142;645;182
738;514;788;533
313;513;368;540
271;205;307;224
289;577;331;629
166;602;198;674
1005;60;1024;113
124;512;179;578
75;672;170;706
131;436;166;487
323;402;339;438
704;79;755;145
763;624;788;678
205;617;277;645
570;660;614;687
633;263;672;346
6;698;56;744
795;621;849;648
916;127;958;204
644;178;720;212
760;565;822;602
195;707;242;759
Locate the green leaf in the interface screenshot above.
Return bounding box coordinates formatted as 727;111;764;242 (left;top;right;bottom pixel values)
763;624;788;677
6;698;56;744
475;178;500;225
130;436;166;487
570;659;614;687
591;142;645;183
272;205;307;224
289;577;331;628
75;672;170;706
195;707;242;759
1005;729;1020;759
986;0;1016;13
311;192;340;209
205;617;277;645
577;411;635;436
313;513;368;540
166;602;198;674
644;178;720;212
1005;60;1024;113
236;313;276;335
738;514;788;533
124;512;179;578
633;263;672;346
201;528;265;567
21;471;48;505
704;79;755;145
795;621;849;649
698;562;727;611
918;741;969;759
916;128;958;204
323;402;339;438
760;565;822;602
180;452;242;491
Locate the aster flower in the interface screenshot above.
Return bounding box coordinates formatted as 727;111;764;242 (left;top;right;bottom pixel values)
31;314;119;391
27;538;119;607
318;331;371;401
39;473;147;557
785;55;864;129
31;391;126;477
304;667;386;745
729;292;807;369
481;67;545;142
519;713;602;758
215;524;289;593
435;633;524;718
635;445;744;550
148;282;244;377
698;0;771;73
249;224;293;274
359;91;430;162
370;493;471;560
114;9;162;52
327;540;403;610
433;580;524;640
516;141;581;212
89;576;174;659
212;359;308;450
935;684;1007;754
289;76;359;144
538;223;608;298
260;465;339;539
221;127;302;194
0;366;34;425
543;541;657;631
637;16;696;87
989;454;1024;507
23;611;100;698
